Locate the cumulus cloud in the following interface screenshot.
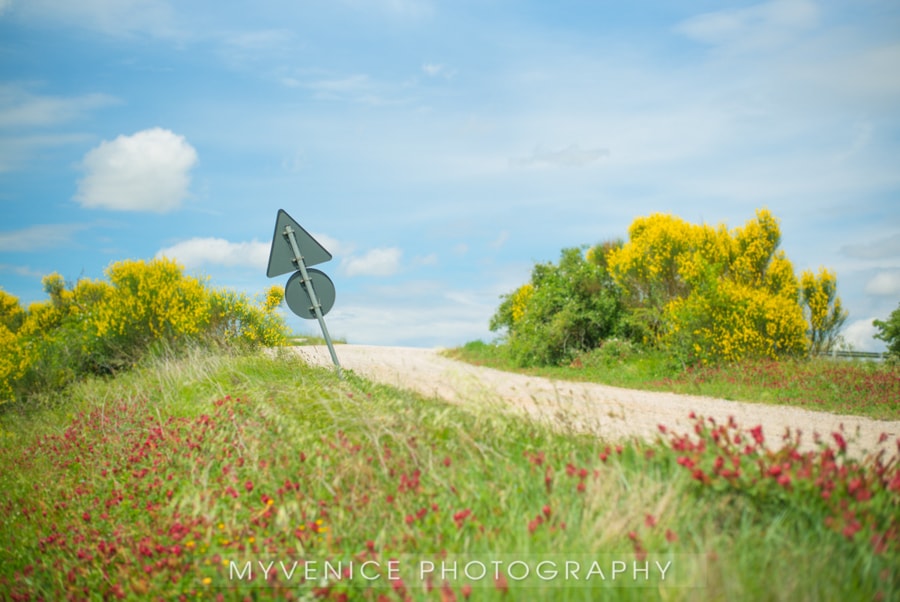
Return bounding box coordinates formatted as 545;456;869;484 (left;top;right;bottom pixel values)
512;144;610;168
75;128;197;213
865;271;900;297
155;238;269;270
341;247;402;277
842;318;882;352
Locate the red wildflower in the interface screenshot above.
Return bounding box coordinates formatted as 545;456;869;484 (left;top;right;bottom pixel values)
750;425;764;445
832;432;847;453
495;573;508;595
440;582;457;602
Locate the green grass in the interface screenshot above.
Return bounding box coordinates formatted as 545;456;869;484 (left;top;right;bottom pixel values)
0;347;897;600
445;340;900;421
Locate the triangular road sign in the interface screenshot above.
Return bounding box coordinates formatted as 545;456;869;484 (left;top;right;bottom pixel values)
266;209;333;277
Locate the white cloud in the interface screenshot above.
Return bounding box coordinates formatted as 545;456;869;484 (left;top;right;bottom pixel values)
0;223;87;251
10;0;177;37
422;63;455;79
413;253;438;267
490;230;509;249
0;0;11;16
676;0;819;50
341;247;402;277
155;238;269;270
0;84;118;128
325;295;493;347
0;263;46;279
865;271;900;296
337;0;433;19
842;318;882;352
842;234;900;260
75;128;198;213
512;144;610;168
0;133;91;173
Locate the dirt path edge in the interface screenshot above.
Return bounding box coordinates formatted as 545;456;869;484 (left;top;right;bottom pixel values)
290;344;900;461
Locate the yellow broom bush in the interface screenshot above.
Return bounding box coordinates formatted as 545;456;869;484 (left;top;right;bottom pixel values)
0;258;287;404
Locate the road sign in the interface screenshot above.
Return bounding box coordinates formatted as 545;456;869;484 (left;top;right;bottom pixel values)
284;268;335;319
266;208;342;378
266;209;333;277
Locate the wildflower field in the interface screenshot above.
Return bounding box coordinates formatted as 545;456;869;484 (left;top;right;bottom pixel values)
1;349;897;601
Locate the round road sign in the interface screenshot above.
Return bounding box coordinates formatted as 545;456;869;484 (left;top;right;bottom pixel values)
284;268;336;319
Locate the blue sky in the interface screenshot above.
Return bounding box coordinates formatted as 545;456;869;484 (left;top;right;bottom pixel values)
1;0;898;350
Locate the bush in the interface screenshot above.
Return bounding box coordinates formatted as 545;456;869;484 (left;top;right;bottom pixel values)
874;302;900;358
490;247;628;366
0;258;288;405
608;209;817;364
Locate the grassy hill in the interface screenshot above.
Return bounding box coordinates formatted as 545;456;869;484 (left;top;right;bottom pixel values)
1;348;897;601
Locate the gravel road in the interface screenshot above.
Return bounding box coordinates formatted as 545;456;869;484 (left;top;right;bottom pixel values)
292;344;899;461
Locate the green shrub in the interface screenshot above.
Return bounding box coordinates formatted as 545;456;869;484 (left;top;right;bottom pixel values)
490;247;628;366
874;302;900;359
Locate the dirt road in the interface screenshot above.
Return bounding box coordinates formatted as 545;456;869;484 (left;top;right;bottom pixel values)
292;345;900;461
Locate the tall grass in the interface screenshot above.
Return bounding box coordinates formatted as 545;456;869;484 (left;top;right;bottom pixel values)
0;349;896;600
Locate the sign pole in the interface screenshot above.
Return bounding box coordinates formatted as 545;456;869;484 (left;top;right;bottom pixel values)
283;224;343;378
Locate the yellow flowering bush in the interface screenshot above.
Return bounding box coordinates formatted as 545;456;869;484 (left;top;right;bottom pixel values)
0;323;19;402
509;283;533;324
800;267;848;355
609;209;821;364
207;286;288;349
0;259;288;404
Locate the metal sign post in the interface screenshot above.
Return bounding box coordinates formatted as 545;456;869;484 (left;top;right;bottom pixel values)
266;209;342;378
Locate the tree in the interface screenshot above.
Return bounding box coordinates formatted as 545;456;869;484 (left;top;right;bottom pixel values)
800;267;848;355
874;302;900;358
490;246;626;366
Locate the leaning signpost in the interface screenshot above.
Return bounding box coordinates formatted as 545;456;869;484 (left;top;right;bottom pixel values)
266;209;342;378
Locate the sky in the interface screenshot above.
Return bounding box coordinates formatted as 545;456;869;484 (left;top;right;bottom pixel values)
1;0;899;350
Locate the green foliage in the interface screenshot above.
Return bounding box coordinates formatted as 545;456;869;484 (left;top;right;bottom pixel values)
490;246;628;366
0;258;288;405
874;301;900;358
